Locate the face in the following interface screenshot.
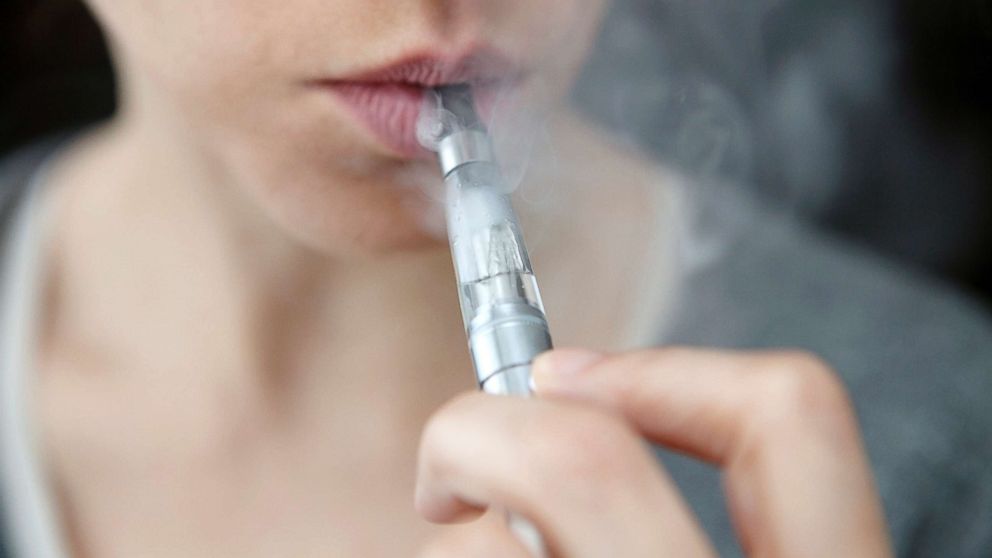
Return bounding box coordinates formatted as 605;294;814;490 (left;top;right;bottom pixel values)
85;0;608;254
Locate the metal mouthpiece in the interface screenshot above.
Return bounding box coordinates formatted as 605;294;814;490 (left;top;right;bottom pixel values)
433;85;496;176
435;84;485;132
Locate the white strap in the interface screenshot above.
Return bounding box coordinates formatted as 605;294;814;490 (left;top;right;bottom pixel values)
0;156;69;558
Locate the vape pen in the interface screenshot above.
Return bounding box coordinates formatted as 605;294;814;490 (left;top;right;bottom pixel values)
426;84;552;555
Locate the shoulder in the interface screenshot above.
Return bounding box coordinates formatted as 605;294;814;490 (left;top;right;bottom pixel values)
666;181;992;397
664;180;992;555
668;182;992;355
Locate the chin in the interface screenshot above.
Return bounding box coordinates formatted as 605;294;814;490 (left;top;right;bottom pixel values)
205;108;451;257
256;173;449;257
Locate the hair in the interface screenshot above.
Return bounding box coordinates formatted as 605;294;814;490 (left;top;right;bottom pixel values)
0;0;115;154
898;0;992;135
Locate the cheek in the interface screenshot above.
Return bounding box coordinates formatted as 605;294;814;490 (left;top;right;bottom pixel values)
92;0;317;121
97;0;368;177
495;0;606;93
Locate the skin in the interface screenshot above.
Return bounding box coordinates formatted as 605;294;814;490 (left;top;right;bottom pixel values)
418;349;893;557
29;0;891;556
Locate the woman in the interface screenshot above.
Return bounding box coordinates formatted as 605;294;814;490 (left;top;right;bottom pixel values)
1;0;990;556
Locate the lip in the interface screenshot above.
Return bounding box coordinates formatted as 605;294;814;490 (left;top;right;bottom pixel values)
309;48;524;158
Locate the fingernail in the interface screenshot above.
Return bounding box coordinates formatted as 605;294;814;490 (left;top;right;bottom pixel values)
532;349;604;391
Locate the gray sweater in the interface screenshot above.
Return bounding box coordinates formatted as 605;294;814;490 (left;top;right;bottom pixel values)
2;137;991;557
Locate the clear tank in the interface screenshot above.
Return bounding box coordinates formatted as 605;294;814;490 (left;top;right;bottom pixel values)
445;162;547;333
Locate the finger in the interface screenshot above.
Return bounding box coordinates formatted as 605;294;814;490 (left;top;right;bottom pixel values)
533;348;893;557
419;511;533;558
416;392;716;558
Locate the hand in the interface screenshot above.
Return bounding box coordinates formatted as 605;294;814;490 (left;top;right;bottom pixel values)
415;348;893;557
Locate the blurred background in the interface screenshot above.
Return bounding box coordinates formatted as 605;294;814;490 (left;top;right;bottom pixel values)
2;0;991;307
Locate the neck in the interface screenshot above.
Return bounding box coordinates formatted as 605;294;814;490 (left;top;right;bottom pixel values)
41;106;474;419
